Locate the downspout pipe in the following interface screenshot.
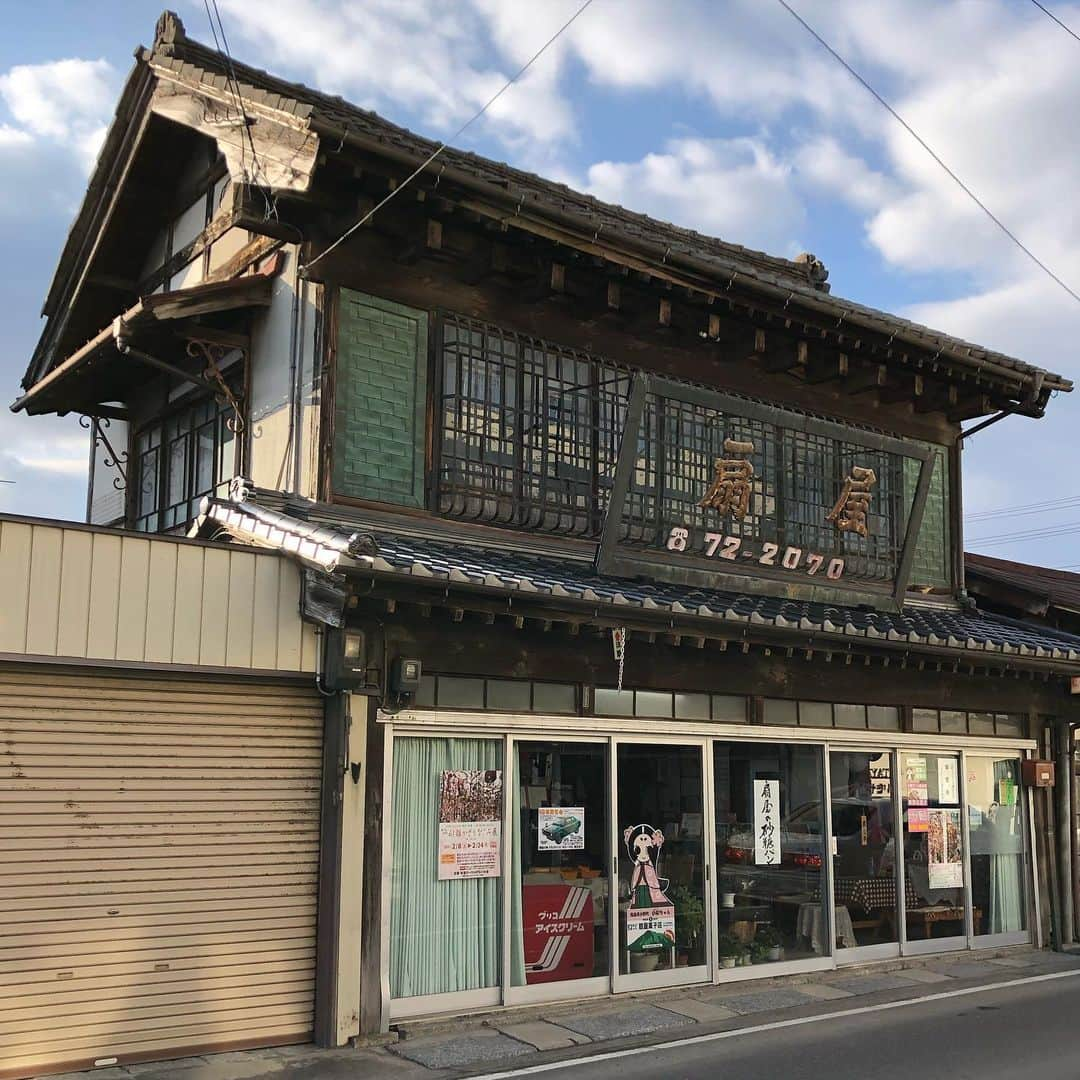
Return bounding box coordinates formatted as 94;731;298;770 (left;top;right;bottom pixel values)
1056;719;1075;945
274;246;302;493
1067;725;1075;946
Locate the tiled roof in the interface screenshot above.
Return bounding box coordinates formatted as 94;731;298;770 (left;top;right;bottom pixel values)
143;13;1067;394
200;497;1080;666
966;552;1080;613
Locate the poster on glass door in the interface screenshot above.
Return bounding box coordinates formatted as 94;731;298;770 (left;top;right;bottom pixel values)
754;780;781;865
538;806;585;850
905;756;930;833
927;808;963;888
437;769;502;880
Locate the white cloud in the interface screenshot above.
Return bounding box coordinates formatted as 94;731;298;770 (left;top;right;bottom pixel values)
0;58;114;139
216;0;575;145
584;136;805;254
794;136;895;212
0;58;117;224
0;124;32;148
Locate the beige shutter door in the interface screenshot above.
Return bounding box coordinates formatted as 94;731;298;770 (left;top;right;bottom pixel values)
0;670;323;1079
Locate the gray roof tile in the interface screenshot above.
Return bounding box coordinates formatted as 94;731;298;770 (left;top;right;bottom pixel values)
202;498;1080;662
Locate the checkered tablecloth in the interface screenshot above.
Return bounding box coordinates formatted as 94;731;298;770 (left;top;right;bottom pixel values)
814;876;919;914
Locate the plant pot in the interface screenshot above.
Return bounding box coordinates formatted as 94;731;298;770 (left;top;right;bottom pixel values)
768;946;783;962
737;954;751;967
720;892;736;908
720;957;737;969
630;952;661;973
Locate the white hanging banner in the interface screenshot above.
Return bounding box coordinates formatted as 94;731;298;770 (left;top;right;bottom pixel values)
753;779;781;865
937;758;959;805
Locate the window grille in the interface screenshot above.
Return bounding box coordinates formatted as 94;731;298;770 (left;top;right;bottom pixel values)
438;316;631;536
436;314;922;584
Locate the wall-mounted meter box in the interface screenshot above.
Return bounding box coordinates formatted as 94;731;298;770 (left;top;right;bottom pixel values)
1021;759;1055;788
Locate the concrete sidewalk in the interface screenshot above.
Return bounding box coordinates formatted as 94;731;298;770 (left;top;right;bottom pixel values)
54;948;1080;1080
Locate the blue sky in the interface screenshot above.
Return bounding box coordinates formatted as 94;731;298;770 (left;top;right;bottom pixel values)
3;0;1080;570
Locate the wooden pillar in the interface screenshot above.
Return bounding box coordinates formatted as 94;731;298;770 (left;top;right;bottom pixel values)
1057;720;1076;944
359;697;389;1034
314;690;347;1045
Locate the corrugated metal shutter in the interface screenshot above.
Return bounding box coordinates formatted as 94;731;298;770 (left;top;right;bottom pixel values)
0;669;323;1079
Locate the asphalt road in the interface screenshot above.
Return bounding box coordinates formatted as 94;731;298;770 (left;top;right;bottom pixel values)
480;971;1080;1080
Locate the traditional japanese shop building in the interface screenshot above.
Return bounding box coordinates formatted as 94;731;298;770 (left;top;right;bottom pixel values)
9;11;1080;1072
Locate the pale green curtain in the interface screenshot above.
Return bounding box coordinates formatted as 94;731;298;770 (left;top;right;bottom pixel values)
989;759;1025;934
390;737;502;999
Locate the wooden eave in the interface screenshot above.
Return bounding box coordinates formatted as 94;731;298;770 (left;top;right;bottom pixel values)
305;116;1071;414
11;274;274;416
23;61;157;391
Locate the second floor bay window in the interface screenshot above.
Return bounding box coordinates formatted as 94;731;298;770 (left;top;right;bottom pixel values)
436;312;951;593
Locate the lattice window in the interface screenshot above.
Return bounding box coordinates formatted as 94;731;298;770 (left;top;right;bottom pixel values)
436;314;929;587
438;316;631;536
132;394;238;533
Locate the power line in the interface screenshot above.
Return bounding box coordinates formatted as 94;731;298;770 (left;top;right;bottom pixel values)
1031;0;1080;44
774;0;1080;307
966;494;1080;523
203;0;276;220
968;520;1080;546
304;0;598;272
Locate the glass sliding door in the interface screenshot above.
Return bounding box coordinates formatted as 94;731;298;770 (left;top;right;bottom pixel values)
714;742;829;973
829;749;900;961
900;750;967;951
389;736;504;1016
508;740;610;1002
613;741;710;989
968;754;1029;945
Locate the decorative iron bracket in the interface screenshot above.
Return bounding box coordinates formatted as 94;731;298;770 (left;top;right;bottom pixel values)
187;339;246;433
80;414;128;489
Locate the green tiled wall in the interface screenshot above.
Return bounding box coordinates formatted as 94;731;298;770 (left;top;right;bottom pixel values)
332;291;428;508
904;446;952;590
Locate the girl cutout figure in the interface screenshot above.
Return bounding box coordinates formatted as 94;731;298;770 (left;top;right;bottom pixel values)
623;824;672;907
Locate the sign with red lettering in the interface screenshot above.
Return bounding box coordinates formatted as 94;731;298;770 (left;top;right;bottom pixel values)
522;884;594;983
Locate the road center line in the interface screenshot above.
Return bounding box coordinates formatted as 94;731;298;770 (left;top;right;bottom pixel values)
470;967;1080;1079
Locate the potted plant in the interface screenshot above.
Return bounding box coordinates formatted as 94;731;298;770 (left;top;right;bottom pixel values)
630;951;661;973
749;940;771;964
669;884;706;965
717;932;741;969
755;925;785;962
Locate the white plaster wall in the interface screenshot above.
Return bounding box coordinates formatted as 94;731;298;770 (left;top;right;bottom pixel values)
247;246;322;498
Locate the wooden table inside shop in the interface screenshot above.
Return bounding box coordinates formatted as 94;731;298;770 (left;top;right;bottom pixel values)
906;904;981;937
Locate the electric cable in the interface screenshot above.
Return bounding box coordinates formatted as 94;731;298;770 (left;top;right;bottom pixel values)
303;0;598;272
965;494;1080;523
1031;0;1080;44
203;0;277;220
774;0;1080;307
967;521;1080;546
